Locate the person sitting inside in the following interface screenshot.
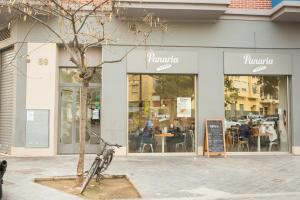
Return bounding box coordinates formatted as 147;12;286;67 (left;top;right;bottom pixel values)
225;128;233;151
239;124;250;139
259;123;266;135
266;125;278;151
266;125;278;142
139;120;155;152
166;123;181;152
169;123;179;134
237;124;250;151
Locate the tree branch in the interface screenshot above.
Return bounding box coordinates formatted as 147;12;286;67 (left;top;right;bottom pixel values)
48;0;72;17
94;31;152;67
75;0;110;34
71;0;94;16
9;4;81;66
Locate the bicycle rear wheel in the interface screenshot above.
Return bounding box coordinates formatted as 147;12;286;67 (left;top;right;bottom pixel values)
80;158;100;194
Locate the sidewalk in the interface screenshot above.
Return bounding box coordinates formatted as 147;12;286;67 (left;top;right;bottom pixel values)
1;155;300;200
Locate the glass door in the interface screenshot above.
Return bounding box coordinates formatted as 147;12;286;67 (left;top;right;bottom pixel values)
59;87;101;154
59;88;77;154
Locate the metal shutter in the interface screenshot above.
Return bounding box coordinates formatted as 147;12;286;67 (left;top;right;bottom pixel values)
0;48;15;153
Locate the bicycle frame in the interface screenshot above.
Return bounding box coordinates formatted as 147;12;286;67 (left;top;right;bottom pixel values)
80;138;121;194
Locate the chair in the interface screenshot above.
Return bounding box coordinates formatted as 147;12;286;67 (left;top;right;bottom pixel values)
269;140;279;151
140;134;154;153
230;127;239;148
188;130;195;152
237;137;249;152
175;133;187;152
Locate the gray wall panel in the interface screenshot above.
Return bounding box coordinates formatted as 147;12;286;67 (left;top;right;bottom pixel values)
197;49;225;149
291;50;300;146
14;43;27;147
14;19;300;49
103;20;300;49
101;47;128;146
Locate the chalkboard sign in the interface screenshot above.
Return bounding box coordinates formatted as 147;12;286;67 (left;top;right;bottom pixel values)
204;119;226;157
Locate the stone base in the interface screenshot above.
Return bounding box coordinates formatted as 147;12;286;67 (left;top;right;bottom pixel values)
11;147;55;157
197;146;204;156
292;146;300;155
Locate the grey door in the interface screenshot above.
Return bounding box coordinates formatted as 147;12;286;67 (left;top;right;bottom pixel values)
58;87;101;154
0;48;15;153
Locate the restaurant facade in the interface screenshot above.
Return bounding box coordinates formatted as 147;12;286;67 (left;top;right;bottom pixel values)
0;0;300;156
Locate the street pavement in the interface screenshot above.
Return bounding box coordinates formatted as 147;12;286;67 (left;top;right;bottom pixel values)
1;155;300;200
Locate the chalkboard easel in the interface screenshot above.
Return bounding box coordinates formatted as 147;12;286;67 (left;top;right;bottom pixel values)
203;119;226;157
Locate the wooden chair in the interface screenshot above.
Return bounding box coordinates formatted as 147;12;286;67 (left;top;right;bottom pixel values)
238;138;249;152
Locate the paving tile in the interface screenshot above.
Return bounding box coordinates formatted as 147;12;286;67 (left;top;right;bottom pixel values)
1;155;300;199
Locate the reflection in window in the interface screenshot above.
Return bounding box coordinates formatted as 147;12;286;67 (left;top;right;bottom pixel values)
128;74;196;153
224;76;289;152
59;68;101;84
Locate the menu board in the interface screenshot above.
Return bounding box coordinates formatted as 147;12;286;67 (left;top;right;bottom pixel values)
205;119;225;156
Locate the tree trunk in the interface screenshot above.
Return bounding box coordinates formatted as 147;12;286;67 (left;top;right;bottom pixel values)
76;82;88;186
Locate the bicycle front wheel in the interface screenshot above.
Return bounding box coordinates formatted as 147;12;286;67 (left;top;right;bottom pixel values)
80;158;100;194
100;152;113;173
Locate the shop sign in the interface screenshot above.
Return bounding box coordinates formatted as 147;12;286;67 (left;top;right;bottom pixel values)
224;52;292;75
147;52;179;72
243;54;273;73
127;49;198;74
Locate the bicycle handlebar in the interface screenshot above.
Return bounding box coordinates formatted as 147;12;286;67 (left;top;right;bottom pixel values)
100;138;122;148
88;132;122;148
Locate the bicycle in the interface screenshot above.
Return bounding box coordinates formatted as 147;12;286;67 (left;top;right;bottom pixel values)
0;160;7;200
80;138;121;194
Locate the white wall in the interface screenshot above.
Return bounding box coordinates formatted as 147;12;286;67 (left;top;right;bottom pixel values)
11;43;58;156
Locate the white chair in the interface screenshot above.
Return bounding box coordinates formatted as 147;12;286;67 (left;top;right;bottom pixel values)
269;140;278;151
141;143;154;153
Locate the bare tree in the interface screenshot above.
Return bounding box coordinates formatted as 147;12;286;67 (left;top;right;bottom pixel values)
3;0;166;185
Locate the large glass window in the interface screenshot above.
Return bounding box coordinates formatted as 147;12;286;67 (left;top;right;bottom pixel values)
224;76;289;152
128;74;196;153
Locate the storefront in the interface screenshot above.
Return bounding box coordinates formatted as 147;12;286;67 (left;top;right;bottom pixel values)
100;44;298;156
2;10;300;156
126;49;198;154
223;52;292;153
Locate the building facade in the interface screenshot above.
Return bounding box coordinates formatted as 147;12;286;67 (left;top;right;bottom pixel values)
0;0;300;156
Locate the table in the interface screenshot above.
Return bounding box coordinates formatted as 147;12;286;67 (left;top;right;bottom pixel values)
155;133;174;153
256;133;271;152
